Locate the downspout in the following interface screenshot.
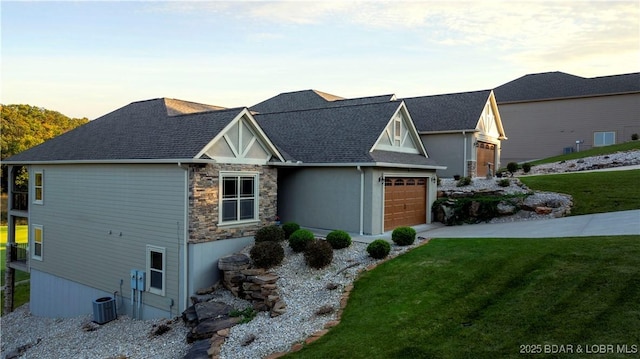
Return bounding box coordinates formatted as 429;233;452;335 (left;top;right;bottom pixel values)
356;166;364;236
462;131;468;177
178;162;189;314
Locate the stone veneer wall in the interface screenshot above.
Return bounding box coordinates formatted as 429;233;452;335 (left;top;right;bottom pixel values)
188;163;277;243
467;160;477;178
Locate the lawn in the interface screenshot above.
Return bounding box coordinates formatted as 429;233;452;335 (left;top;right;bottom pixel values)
1;224;31;315
520;169;640;215
0;225;29;245
528;141;640;166
287;236;640;359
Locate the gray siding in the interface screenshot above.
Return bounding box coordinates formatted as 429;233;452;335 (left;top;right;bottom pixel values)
421;133;473;178
28;164;186;317
278;167;362;233
499;93;640;163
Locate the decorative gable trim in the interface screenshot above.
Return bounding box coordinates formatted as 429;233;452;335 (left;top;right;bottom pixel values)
371;102;428;156
475;91;507;140
195;108;284;164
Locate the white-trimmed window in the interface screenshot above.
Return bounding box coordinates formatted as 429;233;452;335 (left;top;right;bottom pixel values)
594;131;615;147
32;224;43;260
393;117;402;146
146;245;166;296
34;171;44;204
220;172;259;224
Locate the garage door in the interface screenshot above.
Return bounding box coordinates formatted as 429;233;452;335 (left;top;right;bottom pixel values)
384;177;427;231
477;142;496;177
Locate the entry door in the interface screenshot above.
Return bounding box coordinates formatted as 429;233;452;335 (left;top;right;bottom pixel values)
384;177;427;231
477;142;496;177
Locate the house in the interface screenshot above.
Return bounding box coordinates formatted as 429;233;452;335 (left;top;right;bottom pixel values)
402;90;507;178
493;72;640;163
4;97;442;319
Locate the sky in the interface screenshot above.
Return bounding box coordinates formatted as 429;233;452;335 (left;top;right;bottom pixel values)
1;0;639;120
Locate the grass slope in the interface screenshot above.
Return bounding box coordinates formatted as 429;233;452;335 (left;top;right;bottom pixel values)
287;236;640;359
520;170;640;215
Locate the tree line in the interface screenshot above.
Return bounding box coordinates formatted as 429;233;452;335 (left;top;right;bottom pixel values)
1;104;89;192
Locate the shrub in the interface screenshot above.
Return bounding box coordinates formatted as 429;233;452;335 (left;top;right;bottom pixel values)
281;222;300;239
632;133;639;141
250;241;284;269
456;176;472;187
522;162;532;173
304;239;334;269
254;225;285;242
453;174;461;180
391;226;416;246
507;162;519;176
498;178;511;187
289;229;315;252
326;230;352;249
367;239;391;259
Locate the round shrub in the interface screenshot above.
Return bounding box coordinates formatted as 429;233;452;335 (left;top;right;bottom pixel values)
456;176;472;187
497;178;511;187
507;162;519;176
392;226;416;246
367;239;391;259
304;239;334;269
282;222;300;239
522;162;532;173
250;241;284;269
254;225;285;242
326;230;352;249
289;229;315;253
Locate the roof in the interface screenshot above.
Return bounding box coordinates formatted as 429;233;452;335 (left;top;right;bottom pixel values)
255;101;436;167
402;90;492;132
251;90;344;114
5;98;244;163
494;72;640;103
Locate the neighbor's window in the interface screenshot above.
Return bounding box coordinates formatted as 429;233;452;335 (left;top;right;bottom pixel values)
32;224;43;260
146;245;166;296
594;131;615;147
34;171;44;204
220;172;259;223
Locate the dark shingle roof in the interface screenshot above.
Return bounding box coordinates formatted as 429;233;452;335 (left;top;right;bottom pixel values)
5;98;243;163
402;90;492;132
256;101;431;164
494;71;640;103
251;90;344;114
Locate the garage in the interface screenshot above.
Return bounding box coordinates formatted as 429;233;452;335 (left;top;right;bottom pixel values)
384;177;427;231
476;142;496;177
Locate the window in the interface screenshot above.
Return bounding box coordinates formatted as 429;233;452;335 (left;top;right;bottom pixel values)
32;225;43;260
594;131;615;147
34;171;44;204
146;246;165;296
220;172;258;223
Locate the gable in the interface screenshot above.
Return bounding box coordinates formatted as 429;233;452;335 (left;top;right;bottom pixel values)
198;110;283;164
475;92;507;140
372;104;424;155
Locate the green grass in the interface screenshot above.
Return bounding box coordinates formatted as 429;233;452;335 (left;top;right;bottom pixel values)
287;236;640;359
528;141;640;166
520;170;640;215
0;225;29;245
0;281;30;316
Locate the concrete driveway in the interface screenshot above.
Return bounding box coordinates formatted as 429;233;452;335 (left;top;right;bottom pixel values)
418;209;640;239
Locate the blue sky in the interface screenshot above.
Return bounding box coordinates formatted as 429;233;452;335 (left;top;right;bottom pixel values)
2;1;638;119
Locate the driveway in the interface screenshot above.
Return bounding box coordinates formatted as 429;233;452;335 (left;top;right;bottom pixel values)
343;209;640;244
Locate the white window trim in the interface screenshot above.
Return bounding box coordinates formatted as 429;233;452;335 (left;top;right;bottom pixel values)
32;224;43;261
594;131;616;147
33;170;44;205
146;245;166;296
218;171;260;226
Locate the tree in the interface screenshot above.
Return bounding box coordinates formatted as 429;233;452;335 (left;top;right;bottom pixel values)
1;104;88;192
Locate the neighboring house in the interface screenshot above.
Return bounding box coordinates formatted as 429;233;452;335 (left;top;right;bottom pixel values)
494;72;640;163
4;97;442;319
402;90;507;178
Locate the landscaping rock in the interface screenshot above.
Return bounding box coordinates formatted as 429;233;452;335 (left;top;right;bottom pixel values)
218;253;251;271
183;339;211;359
188;316;242;343
194;301;233;322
